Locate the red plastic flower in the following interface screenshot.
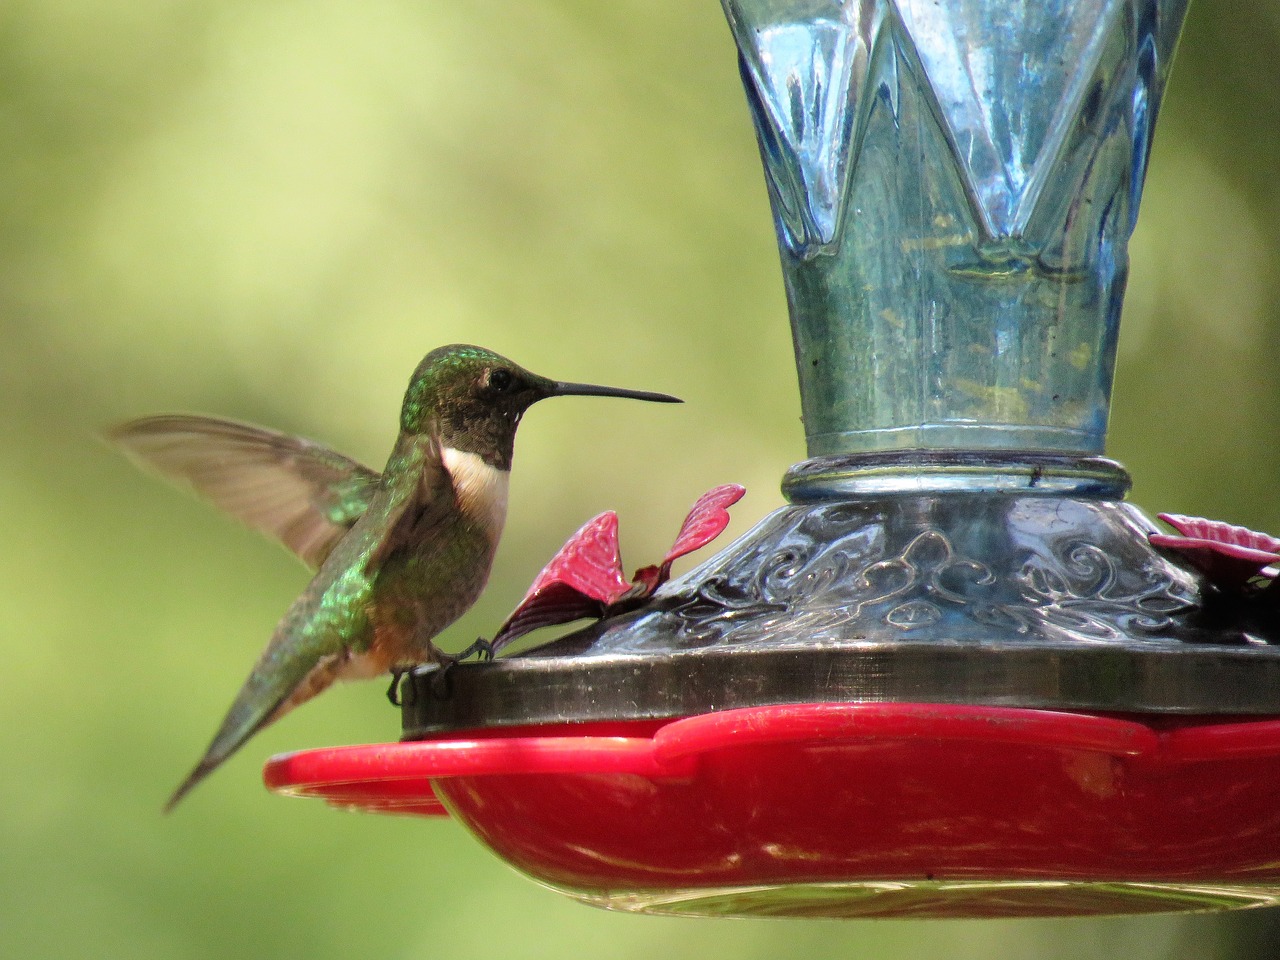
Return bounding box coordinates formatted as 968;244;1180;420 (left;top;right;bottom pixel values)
490;484;746;653
1150;513;1280;592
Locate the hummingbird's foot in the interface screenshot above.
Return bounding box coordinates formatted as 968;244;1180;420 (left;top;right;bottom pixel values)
386;667;412;707
422;640;491;699
454;637;495;662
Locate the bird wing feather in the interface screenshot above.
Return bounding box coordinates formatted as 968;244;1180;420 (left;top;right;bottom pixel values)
362;434;457;574
109;414;381;570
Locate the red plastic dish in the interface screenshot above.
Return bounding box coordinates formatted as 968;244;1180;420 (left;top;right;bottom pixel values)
265;703;1280;918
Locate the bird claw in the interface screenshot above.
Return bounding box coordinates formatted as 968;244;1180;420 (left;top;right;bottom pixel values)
455;637;495;662
389;641;494;706
386;667;413;707
426;641;489;696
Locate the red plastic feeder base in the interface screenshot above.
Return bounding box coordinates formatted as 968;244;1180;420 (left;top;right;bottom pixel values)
264;703;1280;919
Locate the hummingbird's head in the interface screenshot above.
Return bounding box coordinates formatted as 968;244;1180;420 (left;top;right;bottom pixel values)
401;344;679;468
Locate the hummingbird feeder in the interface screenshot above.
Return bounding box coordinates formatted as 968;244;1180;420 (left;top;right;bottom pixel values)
266;0;1280;919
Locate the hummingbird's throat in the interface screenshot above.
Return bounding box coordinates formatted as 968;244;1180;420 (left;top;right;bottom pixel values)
441;446;510;543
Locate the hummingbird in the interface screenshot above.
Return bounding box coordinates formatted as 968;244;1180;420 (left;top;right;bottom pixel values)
110;344;680;811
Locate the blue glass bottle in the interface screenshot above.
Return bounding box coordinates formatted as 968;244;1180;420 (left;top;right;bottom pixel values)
726;0;1188;459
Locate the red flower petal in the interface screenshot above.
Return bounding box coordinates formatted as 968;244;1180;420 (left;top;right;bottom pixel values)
491;512;631;651
1157;514;1280;555
491;486;749;651
531;512;633;603
661;484;746;572
489;582;608;652
1151;515;1280;591
619;485;748;606
629;565;663;597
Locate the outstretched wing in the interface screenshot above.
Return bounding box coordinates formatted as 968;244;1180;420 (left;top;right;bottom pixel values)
165;438;450;811
110;414;382;569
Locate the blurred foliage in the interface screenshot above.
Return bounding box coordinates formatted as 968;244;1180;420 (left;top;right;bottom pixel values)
2;1;1279;958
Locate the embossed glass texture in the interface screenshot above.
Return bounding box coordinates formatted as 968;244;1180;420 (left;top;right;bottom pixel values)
539;495;1204;656
724;0;1189;456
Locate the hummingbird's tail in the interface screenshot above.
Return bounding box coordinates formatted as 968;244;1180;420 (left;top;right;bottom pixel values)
164;643;348;812
166;751;245;813
164;696;282;813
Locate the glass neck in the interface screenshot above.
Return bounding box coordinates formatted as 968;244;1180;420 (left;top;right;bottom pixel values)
783;451;1131;501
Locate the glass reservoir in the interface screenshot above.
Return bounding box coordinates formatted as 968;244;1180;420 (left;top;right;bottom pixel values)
731;0;1187;456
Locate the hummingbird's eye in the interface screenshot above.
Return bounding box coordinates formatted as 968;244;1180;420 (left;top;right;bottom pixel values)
487;368;514;392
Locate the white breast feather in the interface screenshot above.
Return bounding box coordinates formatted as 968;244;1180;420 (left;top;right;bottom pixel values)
441;447;510;542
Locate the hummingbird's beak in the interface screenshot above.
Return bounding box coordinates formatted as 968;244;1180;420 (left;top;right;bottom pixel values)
551;381;682;404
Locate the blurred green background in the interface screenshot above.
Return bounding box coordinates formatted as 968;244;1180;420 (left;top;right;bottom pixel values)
3;1;1279;957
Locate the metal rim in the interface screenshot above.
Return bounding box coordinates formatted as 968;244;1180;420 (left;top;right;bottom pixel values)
401;642;1280;737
